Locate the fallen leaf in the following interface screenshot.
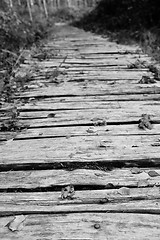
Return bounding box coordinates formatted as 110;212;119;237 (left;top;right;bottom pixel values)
29;97;36;102
148;170;160;177
131;167;143;174
118;187;130;195
94;119;107;126
86;127;96;133
6;215;26;232
139;75;156;84
61;185;75;200
151;143;160;147
106;183;114;189
137;179;149;187
66;135;71;139
6;139;14;144
69;153;74;158
99;141;107;148
99;198;109;204
47;113;56;118
138;114;153;130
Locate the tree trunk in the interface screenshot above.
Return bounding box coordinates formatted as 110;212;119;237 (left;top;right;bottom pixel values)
9;0;13;8
27;0;33;22
42;0;48;18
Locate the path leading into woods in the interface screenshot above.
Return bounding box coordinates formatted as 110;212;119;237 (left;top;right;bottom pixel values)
0;23;160;239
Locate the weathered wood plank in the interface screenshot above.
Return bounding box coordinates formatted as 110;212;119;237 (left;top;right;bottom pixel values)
18;100;160;112
0;200;160;214
28;54;149;62
0;188;160;215
29;70;151;82
0;135;160;164
64;57;151;64
0;168;159;189
17;117;160;129
0;187;159;202
16;94;160;102
0;213;160;239
17;81;160;98
13;124;160;140
18;106;160;124
45;53;149;59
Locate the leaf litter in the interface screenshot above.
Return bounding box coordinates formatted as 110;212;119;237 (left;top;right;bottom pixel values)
0;107;29;132
61;185;75;200
6;215;26;232
131;167;143;174
148;170;160;177
127;59;147;69
117;187;130;196
86;127;97;134
138;114;153;130
139;75;156;84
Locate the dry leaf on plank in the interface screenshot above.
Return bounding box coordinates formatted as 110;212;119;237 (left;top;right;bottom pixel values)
6;215;26;232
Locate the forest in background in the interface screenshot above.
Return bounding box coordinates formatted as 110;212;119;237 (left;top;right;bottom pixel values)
0;0;97;71
1;0;160;101
75;0;160;61
0;0;97;100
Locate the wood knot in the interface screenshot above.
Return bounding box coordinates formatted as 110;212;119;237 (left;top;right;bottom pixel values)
94;223;101;229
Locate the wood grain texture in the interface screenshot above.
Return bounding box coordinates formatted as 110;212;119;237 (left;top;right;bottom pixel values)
17;81;160;98
0;135;160;164
0;168;160;189
0;213;160;240
13;124;160;140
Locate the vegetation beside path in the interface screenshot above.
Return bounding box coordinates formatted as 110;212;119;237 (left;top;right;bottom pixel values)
74;0;160;62
0;0;53;101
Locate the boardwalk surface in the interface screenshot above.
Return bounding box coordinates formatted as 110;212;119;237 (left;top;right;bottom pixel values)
0;23;160;239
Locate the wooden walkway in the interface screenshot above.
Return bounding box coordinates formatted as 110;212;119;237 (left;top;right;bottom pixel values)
0;23;160;239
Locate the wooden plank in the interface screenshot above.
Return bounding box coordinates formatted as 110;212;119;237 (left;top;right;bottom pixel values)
31;59;145;67
17;117;158;129
0;199;160;214
0;188;160;214
64;57;151;64
0;135;160;164
16;94;160;102
18;105;160;123
29;67;150;80
0;168;159;189
45;41;141;50
0;213;160;239
0;187;159;202
30;72;152;83
47;53;149;59
62;67;149;71
18;100;160;112
17;81;160;98
46;43;141;51
61;69;150;75
12;124;160;140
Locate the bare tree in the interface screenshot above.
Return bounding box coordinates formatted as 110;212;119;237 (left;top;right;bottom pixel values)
26;0;33;21
42;0;48;18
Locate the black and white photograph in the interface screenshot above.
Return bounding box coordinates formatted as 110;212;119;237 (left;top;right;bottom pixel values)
0;0;160;239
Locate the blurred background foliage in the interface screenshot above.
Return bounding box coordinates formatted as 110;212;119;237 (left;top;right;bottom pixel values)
75;0;160;61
